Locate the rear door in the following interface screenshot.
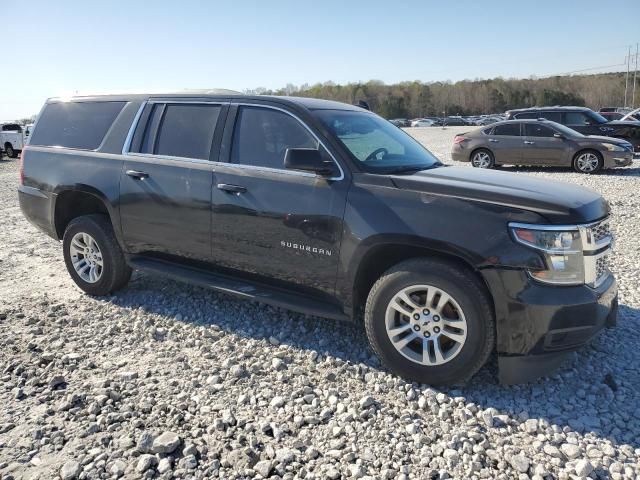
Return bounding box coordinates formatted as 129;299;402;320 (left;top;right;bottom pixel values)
209;103;349;297
487;122;523;164
521;123;568;166
119;101;227;262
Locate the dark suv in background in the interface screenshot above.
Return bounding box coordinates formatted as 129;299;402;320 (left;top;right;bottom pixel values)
19;92;618;385
505;106;640;155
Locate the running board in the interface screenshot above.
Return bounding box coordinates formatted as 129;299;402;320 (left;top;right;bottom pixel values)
127;256;349;321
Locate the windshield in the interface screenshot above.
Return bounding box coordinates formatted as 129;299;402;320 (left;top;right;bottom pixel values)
313;110;441;173
588;111;609;124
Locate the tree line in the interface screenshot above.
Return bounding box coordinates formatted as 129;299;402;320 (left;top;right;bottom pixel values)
246;72;636;119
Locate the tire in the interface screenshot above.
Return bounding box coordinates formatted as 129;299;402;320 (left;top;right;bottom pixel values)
62;214;132;296
470;149;495;169
5;144;15;158
573;149;603;174
364;258;495;386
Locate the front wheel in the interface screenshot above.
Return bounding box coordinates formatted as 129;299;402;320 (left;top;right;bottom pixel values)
364;258;495;386
470;149;495;169
63;214;132;296
573;150;603;174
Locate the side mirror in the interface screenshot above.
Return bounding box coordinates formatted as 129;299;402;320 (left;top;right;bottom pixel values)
553;133;565;139
284;148;337;176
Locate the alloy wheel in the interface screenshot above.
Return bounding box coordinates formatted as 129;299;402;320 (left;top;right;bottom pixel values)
69;232;103;283
576;152;599;173
385;284;468;366
472;151;491;168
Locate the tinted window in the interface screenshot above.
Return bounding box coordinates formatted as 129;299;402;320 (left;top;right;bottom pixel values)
565;112;591;125
539;112;562;122
2;123;22;132
29;101;125;149
153;104;220;160
514;112;538;119
231;106;318;169
493;123;521;136
524;124;556;137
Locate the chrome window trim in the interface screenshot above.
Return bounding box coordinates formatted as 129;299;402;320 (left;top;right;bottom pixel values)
232;102;345;181
121;100;345;181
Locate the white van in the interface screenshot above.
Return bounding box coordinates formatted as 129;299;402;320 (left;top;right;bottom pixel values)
1;123;25;158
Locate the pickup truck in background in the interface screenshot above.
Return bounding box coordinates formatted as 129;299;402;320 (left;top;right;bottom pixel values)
1;123;25;158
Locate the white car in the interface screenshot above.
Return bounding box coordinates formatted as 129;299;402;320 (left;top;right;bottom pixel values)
1;123;25;158
410;118;435;127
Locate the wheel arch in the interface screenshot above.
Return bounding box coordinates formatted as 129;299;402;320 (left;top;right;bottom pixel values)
53;186;120;241
347;238;494;321
469;147;494;163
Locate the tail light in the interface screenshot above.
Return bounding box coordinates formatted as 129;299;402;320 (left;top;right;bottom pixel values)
453;135;467;144
19;146;26;185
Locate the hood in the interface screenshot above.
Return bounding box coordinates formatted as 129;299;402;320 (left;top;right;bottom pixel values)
582;135;632;145
607;120;640;127
390;167;609;224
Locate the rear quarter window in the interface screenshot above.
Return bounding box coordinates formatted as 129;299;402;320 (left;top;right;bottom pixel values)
29;101;126;150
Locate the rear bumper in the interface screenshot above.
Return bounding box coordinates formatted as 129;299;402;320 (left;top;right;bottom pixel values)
18;185;58;239
481;268;618;384
450;146;469;162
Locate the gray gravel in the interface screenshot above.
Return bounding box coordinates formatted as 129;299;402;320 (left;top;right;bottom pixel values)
1;133;639;480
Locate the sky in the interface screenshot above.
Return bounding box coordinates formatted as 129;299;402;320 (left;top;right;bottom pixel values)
1;0;639;120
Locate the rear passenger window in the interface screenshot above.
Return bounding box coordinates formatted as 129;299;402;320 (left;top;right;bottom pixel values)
29;101;125;150
146;104;221;160
231;106;318;170
493;123;521;136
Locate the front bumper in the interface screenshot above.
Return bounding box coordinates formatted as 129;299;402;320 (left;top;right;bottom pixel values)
603;150;633;168
481;268;618;384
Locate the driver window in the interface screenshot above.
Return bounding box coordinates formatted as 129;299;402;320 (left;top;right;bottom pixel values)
231;106;319;170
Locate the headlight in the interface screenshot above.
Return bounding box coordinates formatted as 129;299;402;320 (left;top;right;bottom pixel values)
602;143;625;152
510;224;584;285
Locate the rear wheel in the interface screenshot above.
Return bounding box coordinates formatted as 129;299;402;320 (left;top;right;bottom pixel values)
364;258;495;386
62;214;131;296
5;144;15;158
470;149;494;169
573;150;603;174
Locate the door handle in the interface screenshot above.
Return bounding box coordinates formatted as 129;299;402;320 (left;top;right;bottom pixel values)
126;170;149;180
523;141;535;145
217;183;247;194
488;139;499;143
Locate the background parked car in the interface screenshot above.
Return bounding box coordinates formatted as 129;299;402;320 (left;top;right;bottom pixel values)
442;116;468;126
410;118;436;127
389;118;410;127
505;106;640;154
451;119;634;173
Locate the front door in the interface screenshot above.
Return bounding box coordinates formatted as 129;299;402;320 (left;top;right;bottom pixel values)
210;104;349;297
488;122;523;165
521;123;567;166
119;102;226;261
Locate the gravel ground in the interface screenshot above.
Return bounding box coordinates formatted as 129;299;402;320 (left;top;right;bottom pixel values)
0;129;639;480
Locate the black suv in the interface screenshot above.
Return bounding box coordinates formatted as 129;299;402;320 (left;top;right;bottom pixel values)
19;93;617;385
505;106;640;155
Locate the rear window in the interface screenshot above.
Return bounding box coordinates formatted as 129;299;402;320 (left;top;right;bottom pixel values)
493;123;521;136
29;101;126;150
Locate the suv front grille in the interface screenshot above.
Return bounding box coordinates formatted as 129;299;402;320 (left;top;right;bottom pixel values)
595;256;609;280
590;220;611;244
